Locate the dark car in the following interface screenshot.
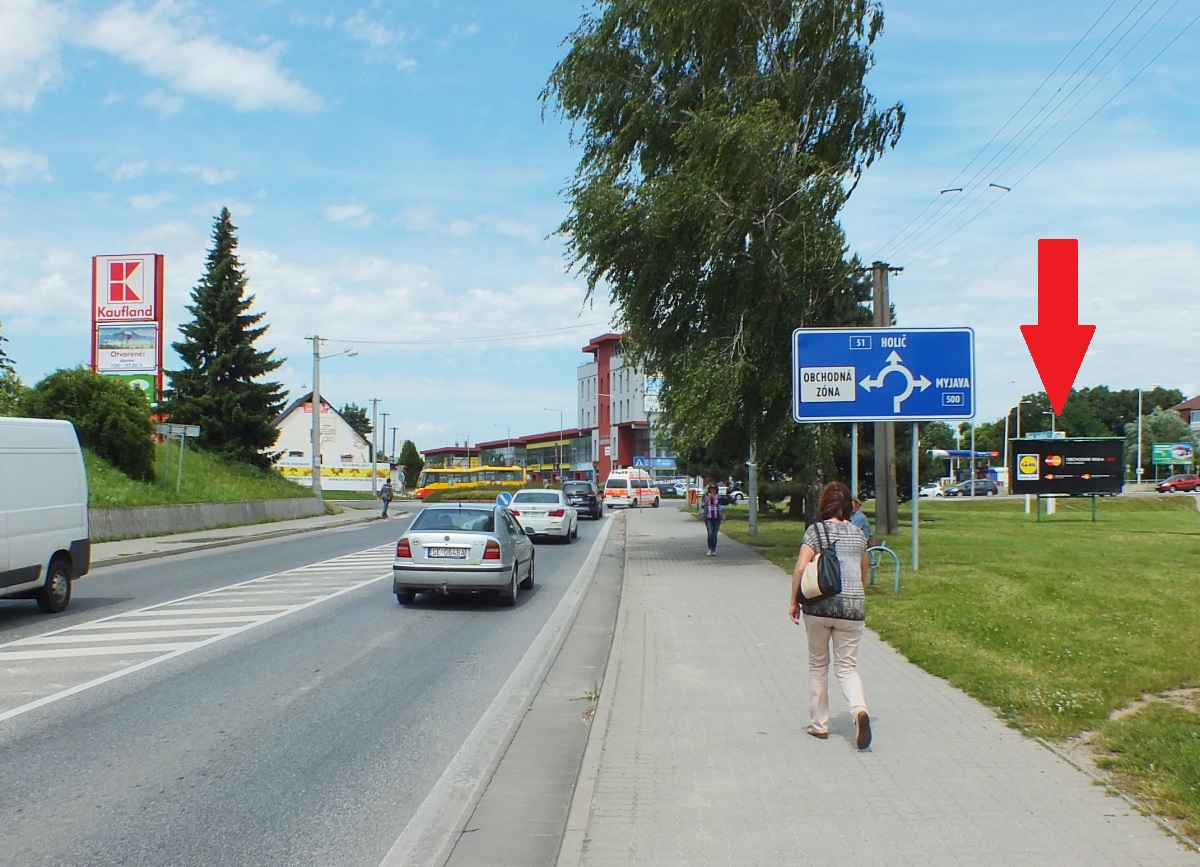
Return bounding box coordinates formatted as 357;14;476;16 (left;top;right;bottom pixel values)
1156;473;1200;493
562;480;603;519
944;479;999;497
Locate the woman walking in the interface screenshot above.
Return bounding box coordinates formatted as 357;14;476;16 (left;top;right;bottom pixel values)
788;481;873;749
700;483;724;556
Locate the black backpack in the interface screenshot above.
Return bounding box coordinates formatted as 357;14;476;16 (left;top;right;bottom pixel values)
796;521;843;604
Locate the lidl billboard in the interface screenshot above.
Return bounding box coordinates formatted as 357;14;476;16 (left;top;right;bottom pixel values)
1010;438;1124;496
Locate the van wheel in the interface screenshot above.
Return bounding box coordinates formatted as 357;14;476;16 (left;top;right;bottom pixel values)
37;557;72;614
652;496;660;508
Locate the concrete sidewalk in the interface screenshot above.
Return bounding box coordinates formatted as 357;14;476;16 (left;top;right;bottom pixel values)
89;500;386;567
559;505;1197;866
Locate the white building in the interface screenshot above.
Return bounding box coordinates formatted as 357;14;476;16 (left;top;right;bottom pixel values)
271;393;385;491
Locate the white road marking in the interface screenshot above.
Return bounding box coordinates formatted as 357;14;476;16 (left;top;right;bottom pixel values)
0;545;396;723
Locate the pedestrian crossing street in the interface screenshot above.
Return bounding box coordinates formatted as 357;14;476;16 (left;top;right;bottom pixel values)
0;544;396;723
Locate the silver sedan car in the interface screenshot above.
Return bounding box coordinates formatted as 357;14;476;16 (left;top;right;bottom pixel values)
393;503;534;606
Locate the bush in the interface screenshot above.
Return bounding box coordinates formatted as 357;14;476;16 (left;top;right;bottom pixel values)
20;367;155;481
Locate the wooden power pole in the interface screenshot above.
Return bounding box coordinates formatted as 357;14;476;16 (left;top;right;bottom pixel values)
871;261;902;535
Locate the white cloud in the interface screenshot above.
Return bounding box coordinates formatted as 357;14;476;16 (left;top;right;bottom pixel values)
0;0;68;110
342;11;417;70
140;88;185;116
130;191;176;210
0;146;52;183
112;160;149;181
324;203;375;226
183;165;236;185
81;2;321;113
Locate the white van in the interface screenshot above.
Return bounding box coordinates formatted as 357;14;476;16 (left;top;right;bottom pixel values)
0;418;91;613
603;468;659;509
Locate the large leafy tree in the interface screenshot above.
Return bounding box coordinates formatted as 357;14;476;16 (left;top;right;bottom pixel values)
162;208;286;469
545;0;903;505
20;367;155;480
398;439;424;489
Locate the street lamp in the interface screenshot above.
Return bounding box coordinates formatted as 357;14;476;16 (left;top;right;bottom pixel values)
1137;383;1158;485
494;423;512;465
544;407;564;481
307;335;357;500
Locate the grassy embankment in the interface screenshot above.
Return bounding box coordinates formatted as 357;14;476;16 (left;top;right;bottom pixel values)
87;442;312;508
719;495;1200;838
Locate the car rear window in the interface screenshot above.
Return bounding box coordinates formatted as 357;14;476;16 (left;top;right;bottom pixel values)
513;492;561;504
562;483;592;494
605;479;628;490
411;509;494;532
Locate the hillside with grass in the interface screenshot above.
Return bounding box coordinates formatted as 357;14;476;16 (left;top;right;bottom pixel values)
87;442;311;508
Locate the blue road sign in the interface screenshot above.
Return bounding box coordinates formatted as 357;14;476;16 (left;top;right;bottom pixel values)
632;456;649;468
496;492;513;506
792;327;975;422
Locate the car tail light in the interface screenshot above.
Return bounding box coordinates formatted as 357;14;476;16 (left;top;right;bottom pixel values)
396;539;412;558
483;540;501;560
509;509;521;516
549;508;565;517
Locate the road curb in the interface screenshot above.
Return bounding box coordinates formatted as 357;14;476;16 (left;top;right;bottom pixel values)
556;514;630;866
91;510;385;568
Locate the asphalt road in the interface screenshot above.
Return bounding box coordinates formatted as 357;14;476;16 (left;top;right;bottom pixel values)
0;510;612;867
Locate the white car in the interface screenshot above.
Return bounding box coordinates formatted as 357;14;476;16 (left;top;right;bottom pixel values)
509;489;579;542
918;483;945;498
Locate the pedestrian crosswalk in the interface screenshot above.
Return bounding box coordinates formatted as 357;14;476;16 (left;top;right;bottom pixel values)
0;545;396;722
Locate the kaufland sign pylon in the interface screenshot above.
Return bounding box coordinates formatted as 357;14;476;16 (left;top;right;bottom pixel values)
91;254;165;403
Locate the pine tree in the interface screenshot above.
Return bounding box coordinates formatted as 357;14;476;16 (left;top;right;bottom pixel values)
162;208;287;469
0;321;22;416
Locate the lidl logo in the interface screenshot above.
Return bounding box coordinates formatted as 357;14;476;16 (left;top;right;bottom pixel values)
1016;453;1039;481
108;260;143;303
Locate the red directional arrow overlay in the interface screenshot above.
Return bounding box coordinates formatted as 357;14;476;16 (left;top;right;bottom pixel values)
1020;238;1095;416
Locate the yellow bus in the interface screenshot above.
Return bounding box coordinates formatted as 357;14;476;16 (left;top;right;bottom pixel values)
413;466;527;499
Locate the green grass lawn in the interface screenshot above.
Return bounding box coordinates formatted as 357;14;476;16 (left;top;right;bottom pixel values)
87;443;312;507
722;495;1200;837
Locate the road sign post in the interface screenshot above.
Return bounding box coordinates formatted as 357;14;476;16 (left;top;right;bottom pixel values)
792;327;976;571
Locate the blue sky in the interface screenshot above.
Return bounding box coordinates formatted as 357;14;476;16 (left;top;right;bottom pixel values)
1;1;1197;454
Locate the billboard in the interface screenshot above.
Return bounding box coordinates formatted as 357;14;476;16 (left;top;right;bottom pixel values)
91;254;165;401
1010;438;1124;496
1152;443;1194;465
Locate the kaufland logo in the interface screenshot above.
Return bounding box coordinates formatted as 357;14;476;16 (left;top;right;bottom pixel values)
98;305;154;319
94;255;158;321
108;260;143;303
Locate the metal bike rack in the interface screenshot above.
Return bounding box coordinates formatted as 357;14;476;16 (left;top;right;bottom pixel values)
867;541;901;595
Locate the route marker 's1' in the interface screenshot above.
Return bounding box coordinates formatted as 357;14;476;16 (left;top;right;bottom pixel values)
792;327;976;423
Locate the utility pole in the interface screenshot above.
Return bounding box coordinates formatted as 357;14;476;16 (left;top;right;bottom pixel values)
380;412;389;462
871;261;901;535
391;427;398;462
370;398;380;495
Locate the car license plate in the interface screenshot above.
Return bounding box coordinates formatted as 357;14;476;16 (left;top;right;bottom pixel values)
428;547;467;559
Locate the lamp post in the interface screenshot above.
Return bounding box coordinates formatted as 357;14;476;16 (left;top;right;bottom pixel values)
380;412;389;461
306;336;357;500
494;423;512;465
1137;383;1158;484
370;398;380;495
391;427;398;462
1043;410;1055;436
544;407;564;482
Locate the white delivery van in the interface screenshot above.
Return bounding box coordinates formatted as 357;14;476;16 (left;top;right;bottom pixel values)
603;468;659;508
0;418;91;613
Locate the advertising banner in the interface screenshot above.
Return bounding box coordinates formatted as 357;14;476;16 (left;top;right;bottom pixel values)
1010;438;1124;496
95;324;158;372
1152;443;1194;465
102;372;158;403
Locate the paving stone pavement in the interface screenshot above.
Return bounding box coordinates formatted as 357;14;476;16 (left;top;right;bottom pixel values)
559;505;1198;866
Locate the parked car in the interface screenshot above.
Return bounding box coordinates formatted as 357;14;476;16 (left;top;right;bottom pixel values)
393;503;534;606
918;483;944;498
563;480;603;519
943;479;999;497
1155;473;1200;493
509;488;579;541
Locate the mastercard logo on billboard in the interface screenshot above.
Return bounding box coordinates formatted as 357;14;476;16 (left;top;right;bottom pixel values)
1044;454;1063;467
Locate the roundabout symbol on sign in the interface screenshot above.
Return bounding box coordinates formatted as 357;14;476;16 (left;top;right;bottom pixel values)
858;351;932;413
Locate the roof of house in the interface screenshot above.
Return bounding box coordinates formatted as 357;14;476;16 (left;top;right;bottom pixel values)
273;392;370;449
